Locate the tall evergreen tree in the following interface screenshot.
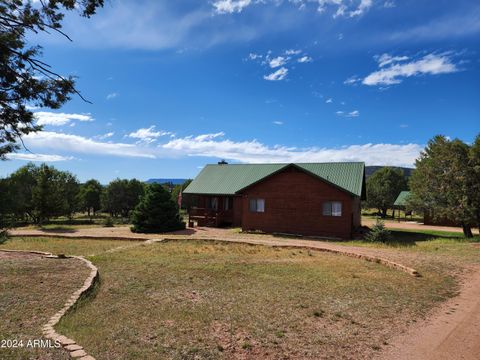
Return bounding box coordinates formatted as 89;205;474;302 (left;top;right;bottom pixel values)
409;135;478;237
131;183;185;233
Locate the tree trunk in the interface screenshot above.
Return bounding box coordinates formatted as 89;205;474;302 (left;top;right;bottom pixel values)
381;208;387;219
462;223;473;238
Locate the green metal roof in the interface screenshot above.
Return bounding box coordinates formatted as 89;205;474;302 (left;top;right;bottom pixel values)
184;162;365;197
394;191;411;206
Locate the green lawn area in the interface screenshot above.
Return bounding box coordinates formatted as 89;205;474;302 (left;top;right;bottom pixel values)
2;234;478;359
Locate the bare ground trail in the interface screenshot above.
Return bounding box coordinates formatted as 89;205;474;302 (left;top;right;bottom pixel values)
378;265;480;360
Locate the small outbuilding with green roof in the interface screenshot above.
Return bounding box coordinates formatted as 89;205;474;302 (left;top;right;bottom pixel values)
183;162;366;239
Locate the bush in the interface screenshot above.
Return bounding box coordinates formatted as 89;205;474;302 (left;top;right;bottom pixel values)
0;230;8;245
131;183;185;233
364;220;391;243
103;216;114;227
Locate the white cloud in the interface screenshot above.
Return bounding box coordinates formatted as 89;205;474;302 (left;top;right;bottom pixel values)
264;67;288;81
386;9;480;42
325;98;333;103
96;132;115;140
213;0;252;14
362;53;459;86
128;126;171;143
34;112;94;126
337;110;360;117
248;49;312;80
344;76;361;85
213;0;375;18
18;129;423;167
193;132;225;141
298;56;313;63
285;49;301;55
383;0;395;8
23;131;156;159
269;56;287;68
273;121;284;125
376;53;409;67
248;53;262;60
6;153;73;162
162;133;422;167
349;0;372;17
106;92;119;100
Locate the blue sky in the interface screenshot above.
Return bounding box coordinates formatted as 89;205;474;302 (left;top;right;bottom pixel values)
3;0;479;183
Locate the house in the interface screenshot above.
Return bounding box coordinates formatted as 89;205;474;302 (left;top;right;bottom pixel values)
183;162;366;239
393;190;459;226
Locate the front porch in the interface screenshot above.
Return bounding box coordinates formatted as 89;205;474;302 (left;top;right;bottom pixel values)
187;195;235;227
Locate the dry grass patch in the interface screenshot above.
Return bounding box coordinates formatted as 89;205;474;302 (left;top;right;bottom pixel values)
0;251;90;360
57;240;455;360
0;236;134;257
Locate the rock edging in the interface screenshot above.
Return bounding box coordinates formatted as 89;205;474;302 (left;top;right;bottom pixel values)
0;249;98;359
42;255;99;360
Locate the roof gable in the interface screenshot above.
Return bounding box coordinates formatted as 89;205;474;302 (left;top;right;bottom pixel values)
394;191;411;206
183;162;365;197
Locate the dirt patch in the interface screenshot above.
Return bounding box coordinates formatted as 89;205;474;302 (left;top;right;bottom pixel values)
363;219;479;234
379;265;480;360
0;250;40;260
0;250;90;360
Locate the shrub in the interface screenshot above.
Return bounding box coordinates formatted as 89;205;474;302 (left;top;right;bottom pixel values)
131;183;185;233
0;230;8;245
364;220;391;243
103;216;114;227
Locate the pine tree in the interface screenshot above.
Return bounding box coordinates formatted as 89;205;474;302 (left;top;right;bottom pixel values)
131;184;185;233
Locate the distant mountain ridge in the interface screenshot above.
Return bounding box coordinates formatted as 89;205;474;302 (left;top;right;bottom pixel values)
365;166;413;178
146;178;188;185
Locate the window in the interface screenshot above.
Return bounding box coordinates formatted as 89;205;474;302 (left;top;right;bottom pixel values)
249;198;265;213
323;201;342;216
207;197;218;210
224;197;231;211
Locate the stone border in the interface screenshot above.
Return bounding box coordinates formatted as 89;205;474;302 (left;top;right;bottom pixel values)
10;233;147;241
162;238;421;277
0;249;99;360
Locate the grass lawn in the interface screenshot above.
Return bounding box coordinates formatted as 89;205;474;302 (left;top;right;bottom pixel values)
2;234;478;359
0;237;133;257
0;252;89;360
51;240;457;360
336;229;480;280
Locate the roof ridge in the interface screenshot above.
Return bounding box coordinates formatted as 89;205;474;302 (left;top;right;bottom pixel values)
205;161;365;166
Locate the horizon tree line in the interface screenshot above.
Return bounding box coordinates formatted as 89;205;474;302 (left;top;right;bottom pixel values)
0;163;190;226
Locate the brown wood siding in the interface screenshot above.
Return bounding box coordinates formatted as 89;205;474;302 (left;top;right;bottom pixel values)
233;196;243;227
240;167;357;239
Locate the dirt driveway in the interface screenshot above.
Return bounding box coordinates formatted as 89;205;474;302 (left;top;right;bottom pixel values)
363;218;479;235
379;265;480;360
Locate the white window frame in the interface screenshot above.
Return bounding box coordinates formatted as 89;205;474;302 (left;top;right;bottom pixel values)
249;198;265;213
323;201;342;217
